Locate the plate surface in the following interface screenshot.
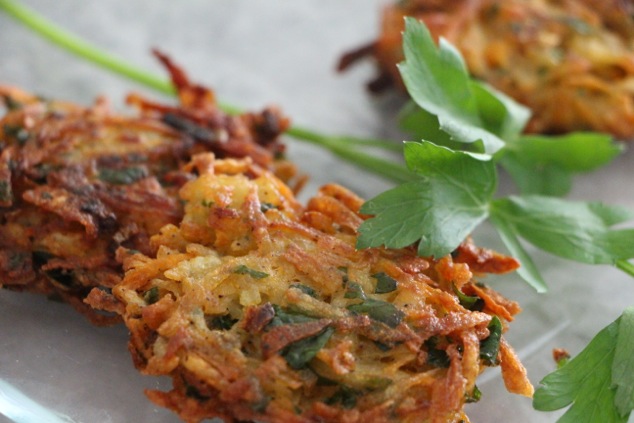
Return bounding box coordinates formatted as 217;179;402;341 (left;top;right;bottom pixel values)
1;1;634;422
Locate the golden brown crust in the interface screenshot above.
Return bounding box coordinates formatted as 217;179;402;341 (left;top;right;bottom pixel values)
340;0;634;139
113;155;531;422
0;53;296;324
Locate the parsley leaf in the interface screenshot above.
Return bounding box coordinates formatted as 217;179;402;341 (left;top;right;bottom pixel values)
491;196;634;265
500;132;623;196
499;152;573;197
488;213;548;293
613;308;634;416
399;18;530;154
357;141;495;257
469;77;531;141
510;133;622;173
399;103;459;149
533;307;634;422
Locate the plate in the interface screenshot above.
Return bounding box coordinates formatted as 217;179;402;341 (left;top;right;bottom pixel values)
1;1;634;422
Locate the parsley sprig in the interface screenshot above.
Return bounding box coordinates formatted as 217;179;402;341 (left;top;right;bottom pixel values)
358;17;633;292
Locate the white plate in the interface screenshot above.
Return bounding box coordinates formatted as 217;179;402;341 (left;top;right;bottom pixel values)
1;1;634;422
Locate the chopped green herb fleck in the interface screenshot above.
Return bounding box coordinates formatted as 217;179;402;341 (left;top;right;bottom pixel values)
207;314;238;330
260;202;277;212
2;95;23;111
144;286;159;304
344;282;367;300
3;124;29;144
283;326;334;370
451;283;483;310
373;272;398;293
325;385;361;409
347;299;405;328
0;180;12;203
338;266;349;283
268;305;317;327
266;307;334;369
425;337;450;368
480;316;502;365
98;166;147;185
466;385;482;403
233;264;269;279
290;283;317;298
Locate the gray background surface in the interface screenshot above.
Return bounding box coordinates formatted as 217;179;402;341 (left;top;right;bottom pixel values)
1;1;634;422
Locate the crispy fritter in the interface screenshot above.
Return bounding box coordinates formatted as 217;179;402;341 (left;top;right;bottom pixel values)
0;52;297;324
339;0;634;139
113;154;532;423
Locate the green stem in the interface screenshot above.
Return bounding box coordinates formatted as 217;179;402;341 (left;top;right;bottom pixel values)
287;126;413;183
0;0;175;97
616;259;634;278
331;136;404;152
0;0;409;182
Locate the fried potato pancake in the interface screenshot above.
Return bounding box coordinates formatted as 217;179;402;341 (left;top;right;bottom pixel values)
0;53;297;324
339;0;634;139
112;154;532;423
